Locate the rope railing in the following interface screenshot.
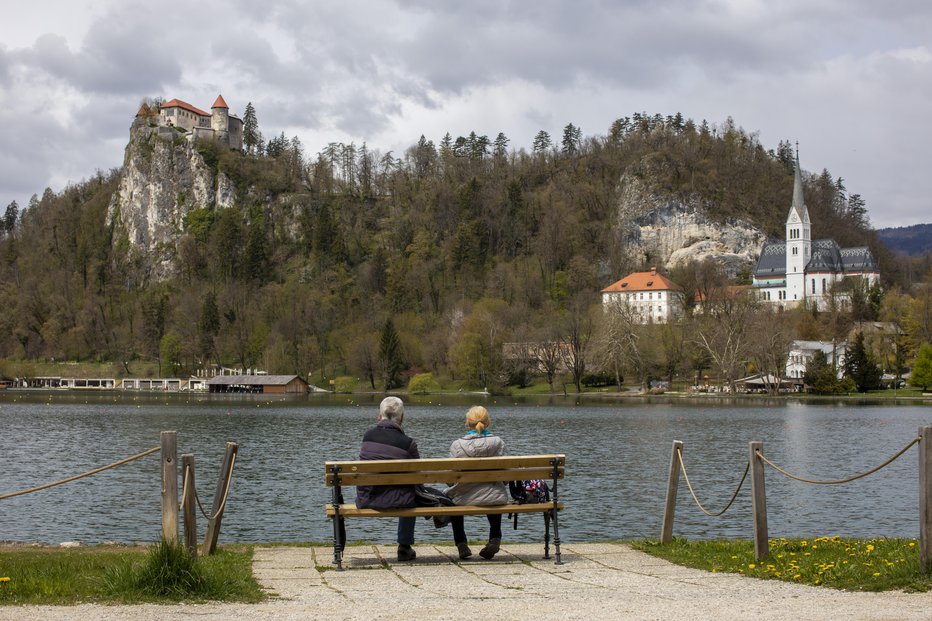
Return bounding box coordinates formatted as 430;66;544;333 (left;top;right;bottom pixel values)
0;446;161;501
677;448;750;517
756;435;922;485
181;452;237;522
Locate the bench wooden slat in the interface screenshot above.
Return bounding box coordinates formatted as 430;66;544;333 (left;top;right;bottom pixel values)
326;466;563;487
325;454;565;476
326;502;563;518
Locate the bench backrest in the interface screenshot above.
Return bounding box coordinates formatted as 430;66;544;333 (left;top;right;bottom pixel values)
325;454;565;488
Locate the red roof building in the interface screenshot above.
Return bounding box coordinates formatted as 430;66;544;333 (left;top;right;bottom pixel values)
600;266;685;324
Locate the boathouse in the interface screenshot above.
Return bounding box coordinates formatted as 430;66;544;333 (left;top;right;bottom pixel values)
206;374;309;394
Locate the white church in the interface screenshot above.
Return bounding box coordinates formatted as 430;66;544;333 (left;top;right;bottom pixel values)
752;154;880;309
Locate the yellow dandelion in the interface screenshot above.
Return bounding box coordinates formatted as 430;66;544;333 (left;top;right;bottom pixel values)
748;563;756;569
793;574;801;580
866;544;875;552
873;572;881;577
909;542;916;547
0;577;10;582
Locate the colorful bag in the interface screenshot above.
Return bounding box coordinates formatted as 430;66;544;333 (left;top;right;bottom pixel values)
509;479;551;504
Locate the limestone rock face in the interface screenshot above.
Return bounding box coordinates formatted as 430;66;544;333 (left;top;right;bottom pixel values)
614;176;766;276
106;124;237;278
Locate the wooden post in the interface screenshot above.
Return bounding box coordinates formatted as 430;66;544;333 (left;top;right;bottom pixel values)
203;442;238;555
182;454;198;559
749;440;769;561
660;440;683;543
920;426;932;570
160;431;179;544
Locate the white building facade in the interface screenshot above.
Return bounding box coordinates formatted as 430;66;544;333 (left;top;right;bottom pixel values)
785;340;846;380
600;267;685;324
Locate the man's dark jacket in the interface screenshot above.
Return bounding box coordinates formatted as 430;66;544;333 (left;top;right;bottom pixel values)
356;419;419;509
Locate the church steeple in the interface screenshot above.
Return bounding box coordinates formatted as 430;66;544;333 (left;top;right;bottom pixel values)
789;144;810;226
784;145;811;303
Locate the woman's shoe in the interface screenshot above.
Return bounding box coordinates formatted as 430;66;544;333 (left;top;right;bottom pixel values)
479;538;501;560
397;544;417;561
457;542;473;559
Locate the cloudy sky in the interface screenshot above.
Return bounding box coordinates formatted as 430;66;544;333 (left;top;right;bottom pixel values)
2;0;930;228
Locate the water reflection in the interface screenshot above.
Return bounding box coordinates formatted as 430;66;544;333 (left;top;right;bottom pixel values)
0;393;930;544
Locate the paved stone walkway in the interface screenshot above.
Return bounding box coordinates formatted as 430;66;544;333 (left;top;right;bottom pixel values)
3;543;932;620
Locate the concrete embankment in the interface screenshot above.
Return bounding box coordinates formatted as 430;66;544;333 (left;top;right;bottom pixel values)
3;543;932;620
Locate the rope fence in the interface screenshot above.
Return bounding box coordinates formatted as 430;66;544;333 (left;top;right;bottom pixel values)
756;436;921;485
677;448;749;517
0;446;160;501
182;452;238;522
660;426;932;568
2;431;238;560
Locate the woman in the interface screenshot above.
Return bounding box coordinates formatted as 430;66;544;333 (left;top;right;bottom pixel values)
444;406;508;560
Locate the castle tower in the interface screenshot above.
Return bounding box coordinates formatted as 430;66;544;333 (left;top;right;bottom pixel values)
211;94;230;146
784;148;811;304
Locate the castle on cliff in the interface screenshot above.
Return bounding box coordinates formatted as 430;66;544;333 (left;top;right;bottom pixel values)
752;153;879;309
134;95;243;151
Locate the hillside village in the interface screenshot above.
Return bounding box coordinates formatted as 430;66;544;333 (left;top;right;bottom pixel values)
1;99;930;396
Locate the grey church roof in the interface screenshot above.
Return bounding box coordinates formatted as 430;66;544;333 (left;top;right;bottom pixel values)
840;246;879;272
754;238;879;278
806;239;843;272
754;241;786;278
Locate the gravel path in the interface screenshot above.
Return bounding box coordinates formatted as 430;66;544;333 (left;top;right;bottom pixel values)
3;543;931;620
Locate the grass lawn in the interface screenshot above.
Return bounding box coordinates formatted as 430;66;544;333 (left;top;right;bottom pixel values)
0;543;265;605
633;537;932;592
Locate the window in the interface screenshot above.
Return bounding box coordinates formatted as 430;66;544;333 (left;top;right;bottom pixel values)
658;292;663;299
792;247;798;256
811;279;816;294
822;278;826;294
648;292;653;300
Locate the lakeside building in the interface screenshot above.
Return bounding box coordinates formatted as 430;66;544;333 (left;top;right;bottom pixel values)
206;374;309;394
600;266;685;324
752;153;879;309
785;340;847;380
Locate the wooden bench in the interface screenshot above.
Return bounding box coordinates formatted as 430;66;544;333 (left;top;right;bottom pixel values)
325;454;565;570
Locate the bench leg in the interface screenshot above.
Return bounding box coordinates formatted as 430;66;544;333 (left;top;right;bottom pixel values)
543;511;551;560
333;488;345;571
552;510;562;565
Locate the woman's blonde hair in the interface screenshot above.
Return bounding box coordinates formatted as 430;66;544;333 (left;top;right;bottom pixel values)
466;406;491;433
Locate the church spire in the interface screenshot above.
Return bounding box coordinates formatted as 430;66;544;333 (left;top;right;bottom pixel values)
790;145;810;225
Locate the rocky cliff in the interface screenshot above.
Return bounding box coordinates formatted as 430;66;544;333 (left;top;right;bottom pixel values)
106;124;236;277
614;175;766;276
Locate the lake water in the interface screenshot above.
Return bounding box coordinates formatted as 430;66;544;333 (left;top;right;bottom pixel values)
1;392;930;546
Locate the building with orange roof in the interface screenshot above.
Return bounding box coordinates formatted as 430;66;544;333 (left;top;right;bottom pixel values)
150;95;243;151
600;266;685;324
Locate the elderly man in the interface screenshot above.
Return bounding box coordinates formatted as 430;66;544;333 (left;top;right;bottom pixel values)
356;396;420;561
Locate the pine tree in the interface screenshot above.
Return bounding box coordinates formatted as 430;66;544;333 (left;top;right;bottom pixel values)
242;102;260;154
844;332;882;392
3;200;18;233
197;292;220;367
378;318;404;390
532;130;552;155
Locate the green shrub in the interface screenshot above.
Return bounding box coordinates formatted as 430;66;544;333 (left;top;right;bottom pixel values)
407;372;441;394
333;376;356;393
134;538;207;597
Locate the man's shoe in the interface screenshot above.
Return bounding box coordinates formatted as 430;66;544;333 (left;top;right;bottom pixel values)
456;542;473;560
397;544;417;561
479;538;501;560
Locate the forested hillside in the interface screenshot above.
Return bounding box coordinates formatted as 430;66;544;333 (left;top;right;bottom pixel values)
0;112;921;391
877;224;932;256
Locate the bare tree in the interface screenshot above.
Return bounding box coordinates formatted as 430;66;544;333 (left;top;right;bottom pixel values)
694;286;760;392
561;296;595;393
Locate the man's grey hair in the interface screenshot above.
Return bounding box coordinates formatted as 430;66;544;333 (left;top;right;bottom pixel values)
379;396;405;422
